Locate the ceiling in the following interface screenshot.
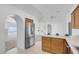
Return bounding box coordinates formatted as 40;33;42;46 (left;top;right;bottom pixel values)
33;4;73;16
10;4;77;23
10;4;43;19
33;4;76;23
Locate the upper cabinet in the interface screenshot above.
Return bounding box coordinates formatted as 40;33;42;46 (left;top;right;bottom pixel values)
71;12;75;28
25;18;33;24
71;5;79;29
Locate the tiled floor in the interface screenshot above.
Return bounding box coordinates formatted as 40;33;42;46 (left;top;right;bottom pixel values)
6;41;49;54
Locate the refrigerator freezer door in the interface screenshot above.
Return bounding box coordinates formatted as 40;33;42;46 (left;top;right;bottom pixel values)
25;23;35;48
30;37;35;46
25;37;30;48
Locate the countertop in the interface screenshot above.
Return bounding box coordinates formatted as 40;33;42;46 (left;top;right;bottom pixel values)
42;35;66;39
66;36;79;54
42;35;79;54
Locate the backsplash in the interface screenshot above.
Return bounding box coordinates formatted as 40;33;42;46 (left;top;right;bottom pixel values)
72;29;79;36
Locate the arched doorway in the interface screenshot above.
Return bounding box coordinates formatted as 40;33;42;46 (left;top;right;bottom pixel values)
5;14;25;52
5;16;17;51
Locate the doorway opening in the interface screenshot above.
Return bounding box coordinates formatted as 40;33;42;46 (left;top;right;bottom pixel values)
5;14;24;52
5;16;17;51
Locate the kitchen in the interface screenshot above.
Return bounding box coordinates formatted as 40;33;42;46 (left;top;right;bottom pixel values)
0;4;79;54
26;4;79;54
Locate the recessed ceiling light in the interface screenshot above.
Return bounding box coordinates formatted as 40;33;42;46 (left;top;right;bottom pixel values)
56;10;61;13
50;16;54;19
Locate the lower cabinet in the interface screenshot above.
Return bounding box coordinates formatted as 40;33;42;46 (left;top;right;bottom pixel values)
42;36;70;54
42;37;51;53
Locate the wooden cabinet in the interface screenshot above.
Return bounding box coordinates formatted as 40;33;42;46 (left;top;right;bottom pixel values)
71;12;75;28
51;38;65;54
42;37;51;53
71;5;79;29
25;18;33;23
42;36;70;54
75;8;79;28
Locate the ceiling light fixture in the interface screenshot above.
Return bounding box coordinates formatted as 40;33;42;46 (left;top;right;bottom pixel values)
50;16;54;19
56;10;60;13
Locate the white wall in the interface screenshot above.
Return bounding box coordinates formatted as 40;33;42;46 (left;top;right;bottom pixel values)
51;23;67;35
35;22;67;36
0;5;36;53
0;16;6;53
35;23;47;35
72;29;79;36
35;15;68;36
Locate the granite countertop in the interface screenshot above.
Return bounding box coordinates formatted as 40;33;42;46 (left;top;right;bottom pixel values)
42;35;79;54
66;36;79;54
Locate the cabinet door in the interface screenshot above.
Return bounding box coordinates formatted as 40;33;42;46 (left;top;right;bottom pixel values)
42;37;51;53
75;9;79;29
25;18;33;23
71;12;75;28
51;38;64;54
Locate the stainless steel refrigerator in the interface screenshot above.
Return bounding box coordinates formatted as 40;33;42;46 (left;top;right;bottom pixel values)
25;23;35;48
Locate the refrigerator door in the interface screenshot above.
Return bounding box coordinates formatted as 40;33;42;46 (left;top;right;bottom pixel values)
25;37;30;48
25;23;35;48
25;23;31;37
25;23;31;48
30;24;35;46
29;36;35;46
